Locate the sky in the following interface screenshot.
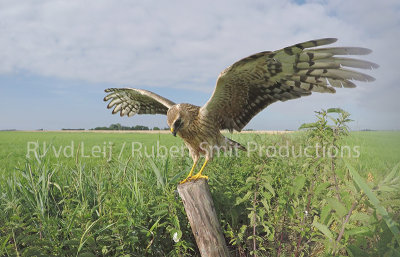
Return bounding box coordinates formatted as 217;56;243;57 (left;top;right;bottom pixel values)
0;0;399;131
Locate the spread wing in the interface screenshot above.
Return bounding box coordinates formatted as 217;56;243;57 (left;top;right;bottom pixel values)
200;38;378;132
104;88;176;117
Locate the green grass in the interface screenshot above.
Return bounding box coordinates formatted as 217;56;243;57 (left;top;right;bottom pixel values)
345;131;400;169
1;130;398;172
0;130;399;256
0;131;183;172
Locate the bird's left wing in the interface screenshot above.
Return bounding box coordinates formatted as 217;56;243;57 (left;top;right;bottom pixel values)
200;38;378;132
104;88;176;117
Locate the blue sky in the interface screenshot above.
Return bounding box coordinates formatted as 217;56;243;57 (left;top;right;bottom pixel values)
1;0;399;130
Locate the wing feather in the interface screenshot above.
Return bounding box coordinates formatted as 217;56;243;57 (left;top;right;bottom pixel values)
104;88;175;117
200;38;378;132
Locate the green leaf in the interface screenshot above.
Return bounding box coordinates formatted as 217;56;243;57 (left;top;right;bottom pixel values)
77;219;100;254
287;205;294;218
246;176;256;184
350;212;371;223
346;245;366;256
327;198;347;218
327;108;346;114
299;122;318;130
148;159;165;188
314;182;330;197
381;162;400;185
328;116;339;125
149;218;160;234
313;218;333;240
346;161;400;245
152;209;168;217
172;215;180;229
263;181;275;196
169;169;188;185
292;176;306;196
0;234;11;255
377;185;397;192
320;204;332;225
345;226;370;236
261;199;270;212
236;191;252;205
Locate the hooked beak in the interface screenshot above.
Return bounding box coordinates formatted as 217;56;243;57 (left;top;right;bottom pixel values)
170;127;176;137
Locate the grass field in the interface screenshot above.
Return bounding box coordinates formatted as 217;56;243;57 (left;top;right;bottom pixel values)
1;130;399;177
0;130;399;256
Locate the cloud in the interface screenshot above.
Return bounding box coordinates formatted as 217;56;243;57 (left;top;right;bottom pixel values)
0;0;399;129
0;0;389;87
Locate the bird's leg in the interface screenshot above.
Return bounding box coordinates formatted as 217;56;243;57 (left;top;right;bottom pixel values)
179;160;198;184
190;159;209;181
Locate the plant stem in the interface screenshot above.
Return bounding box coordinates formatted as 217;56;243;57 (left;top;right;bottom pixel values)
331;136;341;203
277;192;289;257
252;176;259;257
276;225;284;257
294;179;315;257
334;195;362;253
12;229;20;257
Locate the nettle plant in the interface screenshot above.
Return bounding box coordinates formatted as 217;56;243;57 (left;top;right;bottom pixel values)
229;108;399;257
299;108;400;256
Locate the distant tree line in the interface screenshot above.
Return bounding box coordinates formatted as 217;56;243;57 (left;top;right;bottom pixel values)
91;123;168;131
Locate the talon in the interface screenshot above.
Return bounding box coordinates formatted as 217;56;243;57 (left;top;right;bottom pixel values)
190;174;208;181
179;177;192;184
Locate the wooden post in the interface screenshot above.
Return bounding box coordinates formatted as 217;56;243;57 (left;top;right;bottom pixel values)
177;179;230;257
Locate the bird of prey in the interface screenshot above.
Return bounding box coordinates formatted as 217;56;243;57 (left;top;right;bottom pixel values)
104;38;378;184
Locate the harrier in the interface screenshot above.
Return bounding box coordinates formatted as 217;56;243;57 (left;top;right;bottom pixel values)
104;38;378;184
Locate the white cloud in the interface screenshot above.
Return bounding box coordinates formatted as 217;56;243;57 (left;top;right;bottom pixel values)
0;0;399;129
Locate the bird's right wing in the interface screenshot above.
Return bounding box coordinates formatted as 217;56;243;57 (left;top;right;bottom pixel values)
104;88;176;117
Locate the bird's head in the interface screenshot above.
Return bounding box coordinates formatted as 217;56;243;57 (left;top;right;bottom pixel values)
167;105;186;137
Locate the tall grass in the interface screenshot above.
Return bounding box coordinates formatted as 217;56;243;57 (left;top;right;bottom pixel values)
0;115;399;256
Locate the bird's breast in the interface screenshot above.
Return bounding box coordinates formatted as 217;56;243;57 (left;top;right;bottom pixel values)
178;118;224;157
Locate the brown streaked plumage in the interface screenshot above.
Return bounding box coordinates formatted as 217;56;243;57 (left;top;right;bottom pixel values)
104;38;378;183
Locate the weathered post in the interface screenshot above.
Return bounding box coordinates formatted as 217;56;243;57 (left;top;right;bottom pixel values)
177;178;230;257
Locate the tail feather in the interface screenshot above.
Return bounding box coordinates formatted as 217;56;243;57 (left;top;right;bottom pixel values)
226;137;247;151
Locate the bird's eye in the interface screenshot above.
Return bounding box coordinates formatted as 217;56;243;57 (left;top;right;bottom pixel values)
175;118;182;127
